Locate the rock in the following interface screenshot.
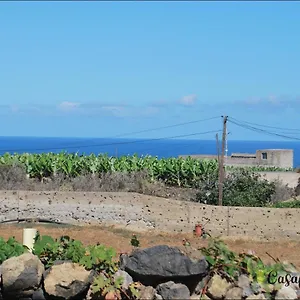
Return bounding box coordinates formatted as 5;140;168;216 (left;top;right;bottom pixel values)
113;270;133;290
43;262;94;300
32;288;46;300
120;245;208;288
138;286;156;300
191;294;210;300
225;287;243;299
288;272;300;291
193;275;210;295
0;252;44;299
206;274;232;300
246;294;266;299
275;286;298;299
156;281;190;300
238;274;254;297
251;282;263;295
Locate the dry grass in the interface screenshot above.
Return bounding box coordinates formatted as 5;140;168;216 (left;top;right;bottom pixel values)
0;165;198;201
0;164;297;203
1;223;300;268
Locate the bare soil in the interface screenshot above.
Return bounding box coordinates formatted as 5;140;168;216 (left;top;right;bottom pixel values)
1;223;300;269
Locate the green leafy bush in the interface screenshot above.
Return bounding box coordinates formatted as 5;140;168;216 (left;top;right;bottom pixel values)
0;237;27;264
32;233;138;299
33;233;117;272
200;237;293;295
194;169;276;207
271;200;300;208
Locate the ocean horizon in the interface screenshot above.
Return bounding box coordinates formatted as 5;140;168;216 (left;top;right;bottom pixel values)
0;136;299;168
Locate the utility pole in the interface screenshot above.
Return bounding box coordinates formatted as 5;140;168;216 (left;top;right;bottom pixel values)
216;133;220;167
218;115;228;206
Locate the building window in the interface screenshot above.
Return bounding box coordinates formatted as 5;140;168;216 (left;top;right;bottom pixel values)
261;152;267;160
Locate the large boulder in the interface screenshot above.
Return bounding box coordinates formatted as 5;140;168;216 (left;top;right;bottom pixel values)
43;261;94;300
0;252;44;300
120;245;208;291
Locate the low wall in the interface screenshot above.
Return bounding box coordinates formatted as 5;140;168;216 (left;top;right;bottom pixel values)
1;191;300;241
257;171;299;189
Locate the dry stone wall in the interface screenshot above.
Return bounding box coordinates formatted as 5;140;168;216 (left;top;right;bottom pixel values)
0;191;300;241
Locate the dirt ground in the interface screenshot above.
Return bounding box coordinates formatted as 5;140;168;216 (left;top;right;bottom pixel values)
1;223;300;269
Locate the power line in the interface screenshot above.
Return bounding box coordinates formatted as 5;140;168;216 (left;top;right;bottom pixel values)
228;118;300;141
112;116;221;137
25;115;222;150
0;129;222;154
122;137;218;156
229;116;300;133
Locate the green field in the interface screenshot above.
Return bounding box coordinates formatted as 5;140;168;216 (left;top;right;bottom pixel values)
0;152;295;188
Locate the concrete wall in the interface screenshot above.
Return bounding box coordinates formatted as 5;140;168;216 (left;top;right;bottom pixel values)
257;171;299;189
1;190;300;242
225;157;257;166
180;149;294;168
256;150;293;169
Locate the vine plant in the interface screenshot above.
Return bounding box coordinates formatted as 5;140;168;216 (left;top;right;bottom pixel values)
200;237;294;297
33;233;140;299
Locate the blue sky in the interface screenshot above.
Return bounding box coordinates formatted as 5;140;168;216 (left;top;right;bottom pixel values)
0;1;300;141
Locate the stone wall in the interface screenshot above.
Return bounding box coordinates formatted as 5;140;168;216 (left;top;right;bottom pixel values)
1;191;300;241
2;245;296;300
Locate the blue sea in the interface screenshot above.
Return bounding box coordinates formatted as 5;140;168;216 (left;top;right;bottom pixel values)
0;136;299;168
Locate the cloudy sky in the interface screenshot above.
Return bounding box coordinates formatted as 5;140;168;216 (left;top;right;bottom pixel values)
0;2;299;140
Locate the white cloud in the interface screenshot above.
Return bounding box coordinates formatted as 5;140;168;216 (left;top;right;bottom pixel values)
10;105;19;113
100;105;128;117
178;94;197;106
58;101;80;111
101;106;124;112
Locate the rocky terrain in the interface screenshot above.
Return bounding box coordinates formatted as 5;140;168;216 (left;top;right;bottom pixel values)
0;243;299;300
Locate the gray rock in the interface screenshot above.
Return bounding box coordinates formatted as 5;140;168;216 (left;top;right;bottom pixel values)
246;294;266;299
139;285;156;300
193;275;210;295
238;274;254;297
154;293;163;300
288;272;300;291
0;252;44;299
225;287;243;299
43;262;94;300
114;270;133;290
156;281;190;300
120;245;208;277
206;274;232;300
190;294;210;300
251;282;263;295
32;288;46;300
120;245;208;288
275;286;298;299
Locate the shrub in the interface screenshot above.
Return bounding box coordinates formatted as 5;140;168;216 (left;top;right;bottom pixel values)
0;164;28;190
194;169;276;207
295;178;300;196
271;200;300;208
270;179;295;203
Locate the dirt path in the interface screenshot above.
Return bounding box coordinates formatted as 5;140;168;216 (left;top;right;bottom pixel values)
1;223;299;269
